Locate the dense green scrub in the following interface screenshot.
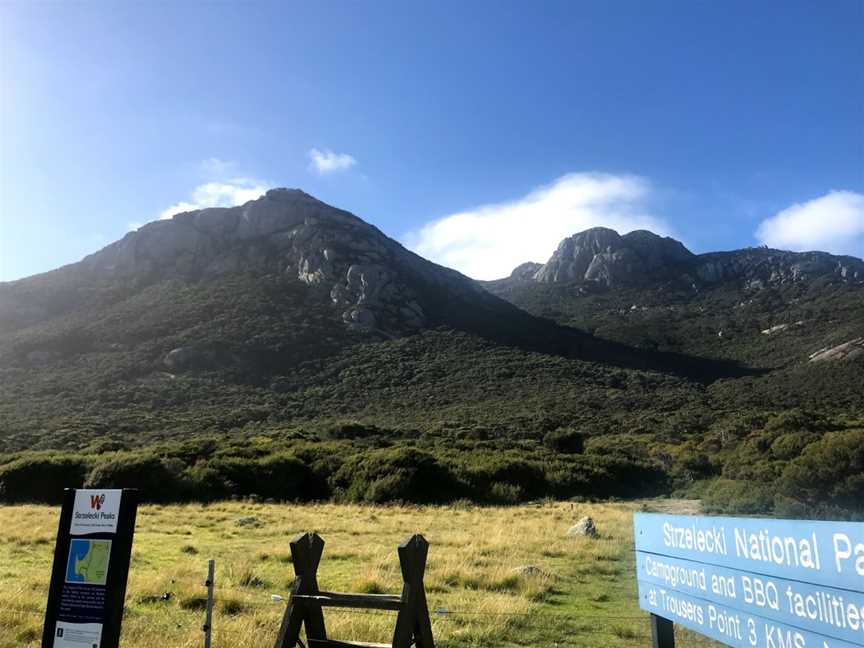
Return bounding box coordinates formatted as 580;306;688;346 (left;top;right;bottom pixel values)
2;271;862;518
1;410;861;519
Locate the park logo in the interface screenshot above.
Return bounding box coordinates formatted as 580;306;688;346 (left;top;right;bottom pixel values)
70;489;122;536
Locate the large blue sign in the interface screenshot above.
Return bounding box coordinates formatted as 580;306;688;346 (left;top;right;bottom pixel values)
635;513;864;647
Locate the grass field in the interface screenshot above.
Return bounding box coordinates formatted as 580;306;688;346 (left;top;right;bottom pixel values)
0;500;719;647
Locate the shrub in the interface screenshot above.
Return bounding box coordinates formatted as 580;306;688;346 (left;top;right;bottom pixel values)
777;429;864;514
206;454;321;501
672;452;719;482
330;447;463;503
543;428;585;454
702;478;774;515
0;455;89;503
769;432;818;460
325;422;385;440
85;454;188;502
462;456;547;502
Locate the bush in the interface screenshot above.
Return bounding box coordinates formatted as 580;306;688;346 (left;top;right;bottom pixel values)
0;455;89;503
462;456;547;503
330;447;463;503
543;428;585;454
206;454;322;501
85;454;188;502
777;429;864;514
702;478;774;515
325;422;385;440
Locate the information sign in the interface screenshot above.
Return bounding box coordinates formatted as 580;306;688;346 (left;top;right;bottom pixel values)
634;513;864;648
41;489;138;648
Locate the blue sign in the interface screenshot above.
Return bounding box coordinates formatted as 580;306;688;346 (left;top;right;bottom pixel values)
634;513;864;648
638;580;861;648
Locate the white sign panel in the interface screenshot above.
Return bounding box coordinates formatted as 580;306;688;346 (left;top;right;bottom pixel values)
70;490;122;536
53;621;102;647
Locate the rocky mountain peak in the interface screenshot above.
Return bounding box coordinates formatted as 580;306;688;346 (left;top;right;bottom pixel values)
5;190;496;337
499;225;864;291
532;227;693;285
509;262;543;280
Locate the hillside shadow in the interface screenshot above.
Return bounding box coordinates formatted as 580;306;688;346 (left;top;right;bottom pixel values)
431;292;764;384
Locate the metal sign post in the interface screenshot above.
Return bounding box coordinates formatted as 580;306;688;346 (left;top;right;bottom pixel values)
203;559;215;648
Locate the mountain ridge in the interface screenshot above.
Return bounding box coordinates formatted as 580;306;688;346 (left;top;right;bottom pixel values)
2;188;488;337
1;191;862;518
487;226;864;291
484;227;864;372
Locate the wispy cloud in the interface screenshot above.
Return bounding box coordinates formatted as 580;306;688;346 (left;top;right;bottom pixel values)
199;156;240;178
158;180;269;220
308;148;357;175
403;172;672;280
755;190;864;258
148;159;270;225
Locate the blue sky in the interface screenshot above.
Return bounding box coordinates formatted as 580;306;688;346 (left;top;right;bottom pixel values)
1;0;862;281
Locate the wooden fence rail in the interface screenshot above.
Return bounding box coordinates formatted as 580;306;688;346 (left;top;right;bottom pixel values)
274;532;435;648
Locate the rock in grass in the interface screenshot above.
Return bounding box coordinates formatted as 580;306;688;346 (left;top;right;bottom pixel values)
567;516;599;538
512;565;548;578
236;516;262;528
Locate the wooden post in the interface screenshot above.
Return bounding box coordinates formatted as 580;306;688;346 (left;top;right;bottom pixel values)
273;532;435;648
203;559;215;648
274;533;327;648
392;534;434;648
650;613;675;648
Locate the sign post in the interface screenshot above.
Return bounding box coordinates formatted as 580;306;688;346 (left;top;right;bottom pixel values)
634;513;864;648
42;488;139;648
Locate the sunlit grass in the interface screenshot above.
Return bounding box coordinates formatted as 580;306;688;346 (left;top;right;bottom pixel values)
0;500;719;647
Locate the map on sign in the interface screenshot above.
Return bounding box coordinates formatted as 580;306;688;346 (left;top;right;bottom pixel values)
634;513;864;648
65;539;111;586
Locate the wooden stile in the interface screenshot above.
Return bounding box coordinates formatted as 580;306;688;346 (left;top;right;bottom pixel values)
274;532;435;648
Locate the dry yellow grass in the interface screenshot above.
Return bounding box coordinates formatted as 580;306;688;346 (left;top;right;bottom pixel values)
0;500;717;647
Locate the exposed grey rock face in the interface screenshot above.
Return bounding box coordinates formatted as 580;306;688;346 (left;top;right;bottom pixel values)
621;230;694;271
808;338;864;363
163;346;241;372
692;249;864;288
76;189;486;335
501;226;864;291
533;228;694;286
510;262;543;280
567;516;599;538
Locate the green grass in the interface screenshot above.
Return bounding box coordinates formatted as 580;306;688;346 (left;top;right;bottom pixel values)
0;500;724;647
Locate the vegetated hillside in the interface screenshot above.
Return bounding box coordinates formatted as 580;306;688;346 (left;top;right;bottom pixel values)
484;227;864;368
0;190;744;451
479;228;864;517
0;199;862;517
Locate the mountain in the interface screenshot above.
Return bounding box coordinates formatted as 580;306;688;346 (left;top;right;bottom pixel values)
489;226;863;290
1;201;862;516
533;227;694;285
484;227;864;368
1;189;613;374
1;188;532;339
0;190;739;452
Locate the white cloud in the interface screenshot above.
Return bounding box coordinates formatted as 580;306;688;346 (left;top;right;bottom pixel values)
159;178;269;221
199;156;239;178
755;190;864;257
308;148;357;174
403;172;673;280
